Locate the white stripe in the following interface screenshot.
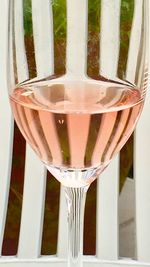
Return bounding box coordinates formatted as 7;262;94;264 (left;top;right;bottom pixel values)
134;83;150;262
14;0;29;82
100;0;121;78
125;0;143;83
57;0;88;257
18;146;47;258
96;157;119;260
0;256;149;266
32;0;54;78
125;0;150;262
16;0;49;258
66;0;88;77
0;0;14;254
96;0;121;260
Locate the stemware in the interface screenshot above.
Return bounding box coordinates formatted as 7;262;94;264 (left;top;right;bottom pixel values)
7;0;149;266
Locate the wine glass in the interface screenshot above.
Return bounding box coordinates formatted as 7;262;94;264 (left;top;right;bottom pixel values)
7;0;149;266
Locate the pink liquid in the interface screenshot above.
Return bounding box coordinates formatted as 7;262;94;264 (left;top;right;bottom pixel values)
10;79;144;186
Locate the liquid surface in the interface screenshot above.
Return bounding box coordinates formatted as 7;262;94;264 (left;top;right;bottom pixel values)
10;79;144;186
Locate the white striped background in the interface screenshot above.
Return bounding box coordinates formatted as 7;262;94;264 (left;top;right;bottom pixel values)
0;0;149;266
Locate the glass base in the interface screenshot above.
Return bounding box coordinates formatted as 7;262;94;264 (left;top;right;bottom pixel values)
46;164;105;187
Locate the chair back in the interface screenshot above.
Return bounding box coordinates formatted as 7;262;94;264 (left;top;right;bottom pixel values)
0;0;150;266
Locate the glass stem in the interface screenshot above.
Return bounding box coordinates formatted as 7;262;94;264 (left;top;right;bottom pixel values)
64;186;89;267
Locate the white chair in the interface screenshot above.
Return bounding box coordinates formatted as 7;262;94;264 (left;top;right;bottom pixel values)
0;0;150;266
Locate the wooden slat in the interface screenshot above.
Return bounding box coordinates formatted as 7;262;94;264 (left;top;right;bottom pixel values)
31;0;54;77
134;85;150;262
15;0;46;258
57;0;88;258
96;0;121;260
66;0;88;77
125;0;143;83
125;0;150;262
96;157;119;260
14;0;29;82
100;0;121;78
0;256;149;267
18;146;47;258
0;0;14;254
124;1;143;260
